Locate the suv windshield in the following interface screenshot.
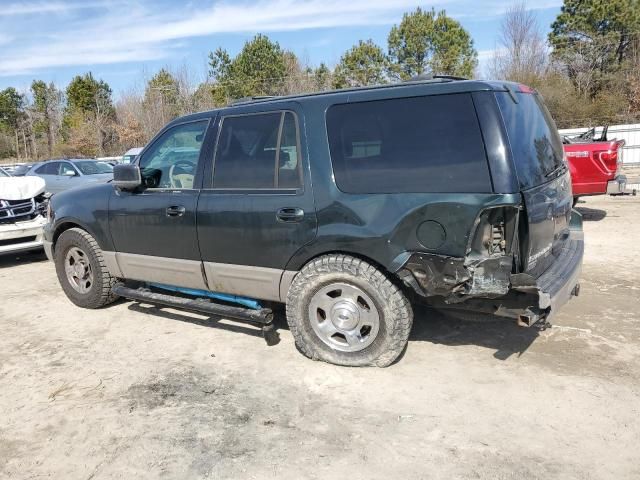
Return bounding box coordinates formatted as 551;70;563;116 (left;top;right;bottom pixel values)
496;91;565;189
73;161;113;175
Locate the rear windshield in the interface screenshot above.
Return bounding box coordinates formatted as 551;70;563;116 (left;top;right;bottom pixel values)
326;93;492;194
74;161;113;175
496;91;564;189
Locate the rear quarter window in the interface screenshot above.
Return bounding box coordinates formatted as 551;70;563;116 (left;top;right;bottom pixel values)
495;91;564;189
326;93;492;194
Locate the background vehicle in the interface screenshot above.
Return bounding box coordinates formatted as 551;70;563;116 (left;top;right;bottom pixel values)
0;171;48;255
9;163;37;177
27;159;113;194
563;126;627;204
121;147;143;164
44;79;583;367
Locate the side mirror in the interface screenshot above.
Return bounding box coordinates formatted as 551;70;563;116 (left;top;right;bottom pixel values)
62;170;76;177
113;164;142;190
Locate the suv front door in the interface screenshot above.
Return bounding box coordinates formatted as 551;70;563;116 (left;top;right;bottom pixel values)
197;108;317;301
108;118;211;289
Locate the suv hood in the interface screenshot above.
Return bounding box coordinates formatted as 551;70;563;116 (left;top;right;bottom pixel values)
0;176;46;200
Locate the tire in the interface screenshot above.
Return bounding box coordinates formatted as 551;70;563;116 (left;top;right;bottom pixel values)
286;254;413;367
54;227;119;309
572;197;579;208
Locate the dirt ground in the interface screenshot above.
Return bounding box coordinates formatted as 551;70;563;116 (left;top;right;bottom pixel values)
1;194;639;480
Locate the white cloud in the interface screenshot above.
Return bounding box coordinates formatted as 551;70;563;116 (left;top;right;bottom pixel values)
0;1;112;16
0;0;562;76
0;33;13;46
453;0;563;17
0;0;434;75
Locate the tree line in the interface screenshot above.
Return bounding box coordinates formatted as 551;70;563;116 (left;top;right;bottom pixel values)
1;0;639;162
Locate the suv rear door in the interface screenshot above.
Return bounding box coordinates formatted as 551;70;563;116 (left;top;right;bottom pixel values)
496;87;573;277
197;106;317;301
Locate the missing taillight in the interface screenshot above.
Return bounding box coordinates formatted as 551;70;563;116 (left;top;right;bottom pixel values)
490;223;506;254
467;207;519;259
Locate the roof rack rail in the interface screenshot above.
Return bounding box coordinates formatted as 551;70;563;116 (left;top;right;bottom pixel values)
231;95;279;106
405;74;468;82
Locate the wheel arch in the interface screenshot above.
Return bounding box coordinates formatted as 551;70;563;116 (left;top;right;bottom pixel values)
280;249;406;302
51;219;100;255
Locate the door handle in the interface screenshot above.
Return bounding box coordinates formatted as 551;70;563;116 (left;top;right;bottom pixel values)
166;205;186;217
276;207;304;222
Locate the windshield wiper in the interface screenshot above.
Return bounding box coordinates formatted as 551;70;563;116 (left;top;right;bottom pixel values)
544;162;567;178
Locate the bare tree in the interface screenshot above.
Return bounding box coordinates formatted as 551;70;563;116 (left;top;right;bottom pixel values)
490;2;548;85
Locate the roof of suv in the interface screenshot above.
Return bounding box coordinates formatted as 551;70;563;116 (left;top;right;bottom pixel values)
172;78;517;125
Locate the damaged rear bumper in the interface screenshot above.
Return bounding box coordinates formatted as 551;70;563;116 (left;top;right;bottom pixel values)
395;232;584;325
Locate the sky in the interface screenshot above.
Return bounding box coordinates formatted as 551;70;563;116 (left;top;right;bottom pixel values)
0;0;563;98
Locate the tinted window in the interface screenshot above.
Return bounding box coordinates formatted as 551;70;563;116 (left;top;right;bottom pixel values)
496;92;564;189
74;161;113;175
36;162;60;175
139;121;208;189
326;94;491;194
214;111;302;189
0;168;9;177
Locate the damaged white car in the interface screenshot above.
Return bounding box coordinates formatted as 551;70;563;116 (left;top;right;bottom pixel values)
0;168;49;255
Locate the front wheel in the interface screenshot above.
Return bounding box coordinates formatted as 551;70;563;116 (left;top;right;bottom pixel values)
54;227;119;309
286;254;413;367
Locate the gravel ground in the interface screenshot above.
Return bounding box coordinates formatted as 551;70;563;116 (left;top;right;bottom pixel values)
1;194;639;480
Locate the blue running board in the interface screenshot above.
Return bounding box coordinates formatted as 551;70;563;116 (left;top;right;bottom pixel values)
147;283;263;310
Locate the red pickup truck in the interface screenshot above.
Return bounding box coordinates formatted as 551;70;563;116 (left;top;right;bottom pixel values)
563;127;626;205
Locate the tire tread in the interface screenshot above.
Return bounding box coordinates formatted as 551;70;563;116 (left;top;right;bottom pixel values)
54;227;118;309
286;254;413;367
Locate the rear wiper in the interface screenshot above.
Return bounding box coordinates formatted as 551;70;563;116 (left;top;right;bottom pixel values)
544;162;567;178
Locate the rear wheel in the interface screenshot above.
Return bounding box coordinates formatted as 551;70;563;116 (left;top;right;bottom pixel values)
286;254;413;367
54;228;119;309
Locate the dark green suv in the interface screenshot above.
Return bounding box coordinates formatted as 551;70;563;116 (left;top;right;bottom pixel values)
43;78;583;367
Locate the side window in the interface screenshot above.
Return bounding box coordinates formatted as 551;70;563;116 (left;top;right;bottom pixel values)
213;111;302;189
59;162;77;176
326;94;492;194
138;120;209;189
37;162;59;175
